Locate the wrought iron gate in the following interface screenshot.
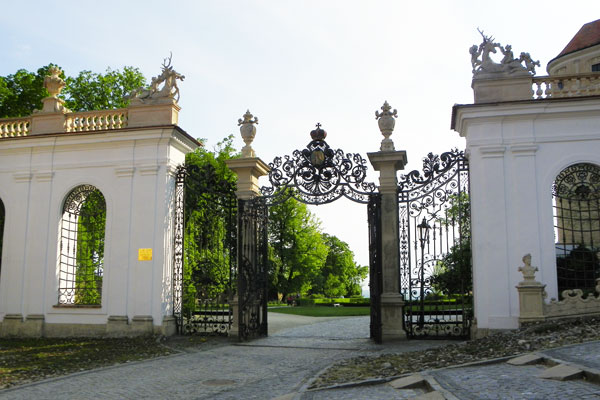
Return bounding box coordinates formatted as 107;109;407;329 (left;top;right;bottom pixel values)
236;124;380;341
237;197;269;340
398;149;472;339
368;194;382;343
173;165;237;335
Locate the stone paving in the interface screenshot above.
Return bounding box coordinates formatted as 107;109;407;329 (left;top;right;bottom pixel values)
430;363;600;400
543;341;600;371
1;315;600;399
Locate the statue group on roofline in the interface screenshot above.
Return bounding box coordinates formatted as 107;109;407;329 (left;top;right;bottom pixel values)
470;29;540;78
127;53;185;105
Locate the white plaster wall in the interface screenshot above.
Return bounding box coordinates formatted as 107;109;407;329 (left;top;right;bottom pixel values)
0;127;196;328
454;98;600;330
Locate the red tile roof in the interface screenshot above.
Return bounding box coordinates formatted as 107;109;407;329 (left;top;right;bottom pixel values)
555;19;600;59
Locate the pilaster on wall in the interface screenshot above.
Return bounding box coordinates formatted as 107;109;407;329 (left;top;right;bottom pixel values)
368;150;407;341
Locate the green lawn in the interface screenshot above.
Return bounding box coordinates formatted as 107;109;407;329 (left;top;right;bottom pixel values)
268;306;370;317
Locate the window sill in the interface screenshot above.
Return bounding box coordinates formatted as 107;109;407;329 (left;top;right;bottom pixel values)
53;304;102;309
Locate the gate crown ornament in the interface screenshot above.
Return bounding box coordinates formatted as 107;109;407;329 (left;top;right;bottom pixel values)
238;109;259;158
375;101;397;151
260;124;376;204
310;122;327;140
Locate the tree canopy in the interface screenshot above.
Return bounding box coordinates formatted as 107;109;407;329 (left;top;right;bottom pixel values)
181;136;239;314
0;64;146;118
268;193;328;299
311;234;368;298
431;193;472;295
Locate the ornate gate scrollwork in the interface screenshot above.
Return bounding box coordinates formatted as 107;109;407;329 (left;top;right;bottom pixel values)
398;149;472;339
261;125;376;205
237;198;269;340
235;124;380;341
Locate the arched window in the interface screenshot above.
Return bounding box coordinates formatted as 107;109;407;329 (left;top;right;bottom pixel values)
0;198;4;274
553;163;600;295
58;185;106;306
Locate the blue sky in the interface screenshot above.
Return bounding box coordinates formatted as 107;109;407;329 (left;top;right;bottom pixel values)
2;0;596;267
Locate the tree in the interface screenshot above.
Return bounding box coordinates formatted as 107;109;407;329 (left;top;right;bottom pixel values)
63;67;146;111
312;234;368;297
268;193;328;299
0;65;146;117
0;65;56;117
181;136;239;314
74;190;106;305
431;193;472;295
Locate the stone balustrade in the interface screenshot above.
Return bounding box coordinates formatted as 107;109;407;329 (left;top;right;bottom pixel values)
65;109;128;132
0;117;31;138
533;74;600;99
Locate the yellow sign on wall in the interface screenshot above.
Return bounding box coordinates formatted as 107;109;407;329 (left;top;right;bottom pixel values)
138;248;153;261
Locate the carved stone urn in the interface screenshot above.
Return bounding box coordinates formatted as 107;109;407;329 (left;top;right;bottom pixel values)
44;66;65;98
375;101;398;151
238;110;258;158
38;66;68;113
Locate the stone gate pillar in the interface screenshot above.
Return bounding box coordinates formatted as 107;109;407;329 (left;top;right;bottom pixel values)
224;110;270;338
368;102;407;341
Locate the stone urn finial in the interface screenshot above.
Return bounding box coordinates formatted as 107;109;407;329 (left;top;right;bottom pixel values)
238;110;258;158
37;66;69;113
375;101;397;151
44;66;65;98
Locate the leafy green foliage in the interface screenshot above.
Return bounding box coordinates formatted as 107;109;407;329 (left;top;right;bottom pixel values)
63;67;146;111
0;65;146;117
182;136;238;315
0;65;57;117
74;190;106;305
268;192;328;299
431;193;472;295
311;234;368;298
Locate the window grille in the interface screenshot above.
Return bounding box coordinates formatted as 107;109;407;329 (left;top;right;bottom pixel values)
58;185;106;305
553;163;600;296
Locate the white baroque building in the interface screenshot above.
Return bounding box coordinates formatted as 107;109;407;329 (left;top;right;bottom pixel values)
0;67;198;337
453;19;600;335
